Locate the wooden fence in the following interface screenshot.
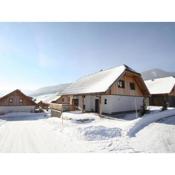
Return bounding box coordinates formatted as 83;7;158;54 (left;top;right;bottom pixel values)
49;103;76;117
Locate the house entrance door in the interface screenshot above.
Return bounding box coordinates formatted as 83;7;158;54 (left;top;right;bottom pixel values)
95;99;99;113
72;99;79;107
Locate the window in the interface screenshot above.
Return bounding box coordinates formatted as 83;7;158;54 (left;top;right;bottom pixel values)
19;98;23;103
62;98;64;102
104;99;107;104
130;82;135;90
9;98;13;103
117;80;125;88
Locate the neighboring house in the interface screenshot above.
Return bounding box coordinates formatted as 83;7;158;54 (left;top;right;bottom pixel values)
35;93;70;109
35;93;60;110
145;76;175;107
34;83;72;110
52;95;70;104
62;65;150;115
37;101;49;110
0;89;37;114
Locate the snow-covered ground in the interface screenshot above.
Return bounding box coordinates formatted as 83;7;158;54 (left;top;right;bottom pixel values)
129;116;175;153
0;107;175;153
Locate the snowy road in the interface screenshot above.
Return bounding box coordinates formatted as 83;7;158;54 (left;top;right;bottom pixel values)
0;114;88;153
0;109;175;153
0;112;133;153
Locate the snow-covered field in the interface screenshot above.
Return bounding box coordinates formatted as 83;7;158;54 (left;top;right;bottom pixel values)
0;107;175;153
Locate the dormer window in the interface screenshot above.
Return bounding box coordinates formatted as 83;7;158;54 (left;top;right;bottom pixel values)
9;98;13;103
117;80;125;88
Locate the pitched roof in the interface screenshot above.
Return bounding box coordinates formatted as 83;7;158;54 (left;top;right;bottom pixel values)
62;64;142;95
145;76;175;95
0;89;36;105
34;93;61;103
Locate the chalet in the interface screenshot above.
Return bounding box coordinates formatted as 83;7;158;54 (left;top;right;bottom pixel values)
62;65;150;115
36;94;70;110
51;95;70;104
34;84;71;110
145;76;175;107
37;101;49;110
0;89;37;114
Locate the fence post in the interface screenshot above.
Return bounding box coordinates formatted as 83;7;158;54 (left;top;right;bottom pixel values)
61;104;63;128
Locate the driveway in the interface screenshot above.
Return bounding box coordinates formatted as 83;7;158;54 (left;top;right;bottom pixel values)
0;112;136;153
0;113;85;153
1;110;174;153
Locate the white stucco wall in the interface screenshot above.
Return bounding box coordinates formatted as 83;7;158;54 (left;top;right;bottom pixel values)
84;95;98;112
74;95;98;112
76;95;144;114
101;95;144;114
0;106;35;114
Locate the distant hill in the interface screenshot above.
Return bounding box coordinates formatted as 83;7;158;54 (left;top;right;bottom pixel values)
30;83;71;97
141;69;175;80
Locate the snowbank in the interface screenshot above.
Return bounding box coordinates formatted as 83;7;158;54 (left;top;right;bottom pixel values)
78;126;121;141
0;112;47;121
62;111;100;121
147;106;175;111
128;109;175;137
129;116;175;153
0;119;6;127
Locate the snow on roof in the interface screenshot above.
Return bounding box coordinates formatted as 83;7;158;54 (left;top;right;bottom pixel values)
34;93;61;103
145;76;175;95
62;65;139;95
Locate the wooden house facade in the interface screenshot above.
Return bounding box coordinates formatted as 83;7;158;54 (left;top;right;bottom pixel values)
62;65;150;115
0;89;37;114
145;77;175;107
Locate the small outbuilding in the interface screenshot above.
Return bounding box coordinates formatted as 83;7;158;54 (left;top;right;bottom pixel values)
0;89;37;114
145;76;175;107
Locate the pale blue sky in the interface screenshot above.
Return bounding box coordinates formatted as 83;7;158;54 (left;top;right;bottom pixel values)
0;22;175;91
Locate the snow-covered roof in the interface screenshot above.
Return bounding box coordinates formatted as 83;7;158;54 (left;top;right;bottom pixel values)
34;93;61;103
62;64;141;95
145;76;175;95
0;89;37;105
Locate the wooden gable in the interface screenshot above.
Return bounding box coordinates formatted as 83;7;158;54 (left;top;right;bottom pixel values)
106;71;150;97
0;89;37;106
53;95;70;104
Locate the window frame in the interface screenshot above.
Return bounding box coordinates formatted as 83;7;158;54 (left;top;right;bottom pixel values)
19;98;23;104
62;98;64;102
9;98;13;103
104;99;107;105
130;82;136;90
117;80;125;88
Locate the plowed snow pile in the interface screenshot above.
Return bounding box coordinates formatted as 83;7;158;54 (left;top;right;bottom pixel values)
129;115;175;153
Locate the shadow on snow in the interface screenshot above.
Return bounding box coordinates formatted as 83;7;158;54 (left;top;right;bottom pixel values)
0;113;47;121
